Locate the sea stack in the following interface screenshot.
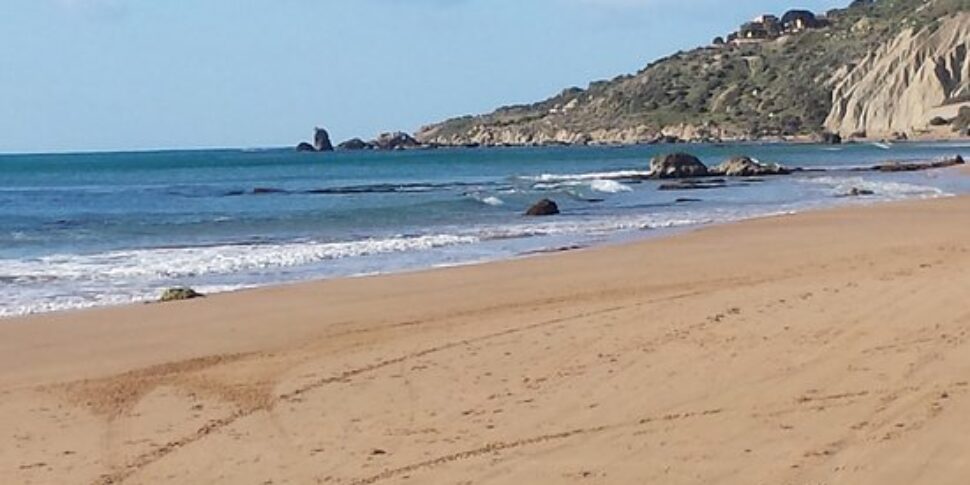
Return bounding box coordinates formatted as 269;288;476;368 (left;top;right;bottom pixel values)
296;127;335;152
313;128;334;152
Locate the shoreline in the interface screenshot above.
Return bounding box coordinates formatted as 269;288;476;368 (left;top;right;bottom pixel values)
3;150;966;320
0;185;952;321
2;137;967;157
4;193;958;361
4;195;970;483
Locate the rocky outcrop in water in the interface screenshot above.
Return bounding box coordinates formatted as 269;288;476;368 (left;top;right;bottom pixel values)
314;128;334;151
373;132;422;150
817;132;843;144
711;156;791;176
648;153;709;179
296;127;335;152
525;199;560;216
870;155;965;172
338;138;374;150
658;180;729;191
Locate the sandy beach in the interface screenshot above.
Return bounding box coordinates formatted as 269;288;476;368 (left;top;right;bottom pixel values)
4;194;970;485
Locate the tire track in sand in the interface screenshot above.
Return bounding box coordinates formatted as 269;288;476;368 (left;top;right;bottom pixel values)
92;304;632;485
346;409;724;485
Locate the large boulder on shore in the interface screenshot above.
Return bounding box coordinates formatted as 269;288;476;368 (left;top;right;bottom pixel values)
373;132;421;150
338;138;373;150
314;128;335;152
648;153;709;179
525;199;560;216
711;156;791;176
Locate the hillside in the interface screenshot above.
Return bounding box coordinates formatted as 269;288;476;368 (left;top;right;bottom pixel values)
416;0;970;146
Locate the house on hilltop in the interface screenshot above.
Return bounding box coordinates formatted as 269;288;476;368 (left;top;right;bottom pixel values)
723;9;825;46
739;21;770;40
781;10;821;31
732;14;782;44
753;15;782;33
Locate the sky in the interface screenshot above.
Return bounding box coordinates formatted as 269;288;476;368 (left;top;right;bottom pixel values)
1;0;846;153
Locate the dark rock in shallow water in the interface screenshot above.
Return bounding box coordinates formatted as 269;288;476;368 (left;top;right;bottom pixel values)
675;197;702;203
314;127;335;152
525;199;560;216
658;179;728;191
337;138;373;150
817;132;842;144
296;142;316;152
872;155;964;172
710;156;791;177
159;287;204;302
252;187;287;194
844;187;875;197
648;153;709;179
373;132;421;150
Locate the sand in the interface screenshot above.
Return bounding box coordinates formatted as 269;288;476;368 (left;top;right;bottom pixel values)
3;195;970;485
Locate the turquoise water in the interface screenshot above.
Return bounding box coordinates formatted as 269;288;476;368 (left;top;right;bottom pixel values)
1;142;968;316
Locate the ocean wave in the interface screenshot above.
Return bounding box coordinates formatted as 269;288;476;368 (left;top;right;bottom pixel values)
0;206;779;290
466;192;505;206
589;179;633;193
0;234;481;283
531;178;633;196
802;176;950;199
519;169;650;183
0;189;950;318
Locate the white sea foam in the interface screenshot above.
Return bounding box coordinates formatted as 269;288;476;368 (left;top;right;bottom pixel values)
532;178;633;194
0;234;481;284
802;176;950;199
467;192;505;206
589;179;633;193
520;170;650;183
0;208;784;318
1;170;959;319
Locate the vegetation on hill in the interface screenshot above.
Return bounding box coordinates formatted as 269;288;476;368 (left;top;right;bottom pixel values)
417;0;968;145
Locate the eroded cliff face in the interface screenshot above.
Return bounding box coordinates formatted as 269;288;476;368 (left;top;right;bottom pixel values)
825;12;969;138
415;1;968;147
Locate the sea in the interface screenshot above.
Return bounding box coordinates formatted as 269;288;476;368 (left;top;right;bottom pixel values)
2;142;969;318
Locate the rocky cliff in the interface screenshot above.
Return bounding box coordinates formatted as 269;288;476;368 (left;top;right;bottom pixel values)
825;12;969;138
416;0;969;146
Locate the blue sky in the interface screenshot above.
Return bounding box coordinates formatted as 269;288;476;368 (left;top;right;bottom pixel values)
1;0;845;153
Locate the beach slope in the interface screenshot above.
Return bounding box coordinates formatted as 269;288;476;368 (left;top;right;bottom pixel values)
3;196;970;484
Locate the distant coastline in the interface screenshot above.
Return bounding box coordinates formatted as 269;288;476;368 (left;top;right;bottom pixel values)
362;1;968;151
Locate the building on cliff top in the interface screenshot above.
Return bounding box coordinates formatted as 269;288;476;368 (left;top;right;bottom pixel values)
781;10;822;31
722;10;823;46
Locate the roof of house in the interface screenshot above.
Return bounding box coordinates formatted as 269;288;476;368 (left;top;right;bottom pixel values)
781;10;818;26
